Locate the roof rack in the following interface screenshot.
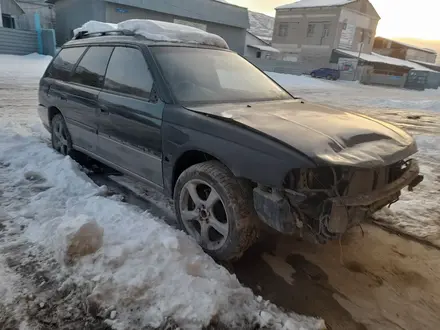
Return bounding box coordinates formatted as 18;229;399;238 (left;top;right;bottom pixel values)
74;29;135;40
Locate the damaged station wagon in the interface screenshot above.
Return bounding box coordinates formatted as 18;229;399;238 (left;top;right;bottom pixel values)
38;20;424;260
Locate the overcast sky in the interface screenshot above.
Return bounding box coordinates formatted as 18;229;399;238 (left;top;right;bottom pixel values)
226;0;438;40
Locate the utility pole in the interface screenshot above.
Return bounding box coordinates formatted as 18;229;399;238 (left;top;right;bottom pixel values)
353;42;364;81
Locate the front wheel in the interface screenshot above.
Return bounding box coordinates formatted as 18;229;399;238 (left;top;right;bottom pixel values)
174;161;259;261
311;72;316;78
51;113;72;156
326;75;333;80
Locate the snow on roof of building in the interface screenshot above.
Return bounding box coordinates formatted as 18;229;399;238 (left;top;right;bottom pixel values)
276;0;356;10
73;19;229;49
336;49;437;72
248;44;280;53
376;37;438;55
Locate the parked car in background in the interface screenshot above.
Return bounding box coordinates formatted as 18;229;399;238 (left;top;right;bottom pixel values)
38;21;423;261
311;68;340;80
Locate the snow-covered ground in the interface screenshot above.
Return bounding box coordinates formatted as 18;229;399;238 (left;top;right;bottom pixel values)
0;55;324;329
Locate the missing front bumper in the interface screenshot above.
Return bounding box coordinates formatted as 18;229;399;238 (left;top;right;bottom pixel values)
253;160;423;236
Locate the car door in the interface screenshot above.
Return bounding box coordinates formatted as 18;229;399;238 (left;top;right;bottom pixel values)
66;46;114;152
316;68;325;78
96;46;164;188
44;47;88;144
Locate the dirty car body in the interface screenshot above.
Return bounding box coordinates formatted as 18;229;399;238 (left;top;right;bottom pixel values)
187;99;423;242
38;32;423;258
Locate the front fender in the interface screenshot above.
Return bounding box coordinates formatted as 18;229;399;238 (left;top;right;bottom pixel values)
162;105;316;196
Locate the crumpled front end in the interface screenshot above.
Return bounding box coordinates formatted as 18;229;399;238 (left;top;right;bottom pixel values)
253;159;424;243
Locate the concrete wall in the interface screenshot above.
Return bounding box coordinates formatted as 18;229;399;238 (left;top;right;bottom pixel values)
360;72;407;88
1;0;24;16
16;1;55;29
0;26;37;54
53;0;105;45
104;0;249;29
337;7;378;53
104;2;247;54
245;56;304;75
272;1;380;70
272;6;340;70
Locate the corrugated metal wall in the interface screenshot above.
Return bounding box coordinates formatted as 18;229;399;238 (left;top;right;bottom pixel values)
0;27;38;55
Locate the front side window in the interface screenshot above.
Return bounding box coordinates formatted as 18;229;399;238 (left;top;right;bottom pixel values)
104;47;153;99
151;47;291;105
71;46;114;88
48;47;86;81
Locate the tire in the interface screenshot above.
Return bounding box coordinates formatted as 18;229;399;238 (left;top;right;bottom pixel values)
51;113;73;156
311;72;316;78
326;75;333;80
174;161;260;261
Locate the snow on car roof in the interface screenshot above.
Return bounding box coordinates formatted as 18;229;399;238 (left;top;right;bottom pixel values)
73;19;229;49
276;0;356;10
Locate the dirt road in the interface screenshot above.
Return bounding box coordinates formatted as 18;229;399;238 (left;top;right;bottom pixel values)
95;174;440;330
233;224;440;330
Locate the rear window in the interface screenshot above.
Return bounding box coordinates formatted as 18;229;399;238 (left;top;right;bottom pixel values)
47;47;86;81
71;46;114;88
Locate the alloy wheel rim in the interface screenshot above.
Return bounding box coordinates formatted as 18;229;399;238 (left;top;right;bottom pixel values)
53;120;68;155
179;179;229;251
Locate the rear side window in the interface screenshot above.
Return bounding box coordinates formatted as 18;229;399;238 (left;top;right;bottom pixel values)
104;47;153;99
48;47;86;81
71;46;114;88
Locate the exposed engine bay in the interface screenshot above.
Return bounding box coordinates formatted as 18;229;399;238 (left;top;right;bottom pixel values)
253;159;424;243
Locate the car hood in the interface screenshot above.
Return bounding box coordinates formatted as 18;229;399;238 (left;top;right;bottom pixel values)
187;99;418;167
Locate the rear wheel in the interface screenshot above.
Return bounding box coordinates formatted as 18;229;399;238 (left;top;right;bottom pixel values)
326;74;333;80
174;161;259;261
51;113;72;156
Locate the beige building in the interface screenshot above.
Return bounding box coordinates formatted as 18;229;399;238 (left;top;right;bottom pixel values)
272;0;380;70
373;37;437;64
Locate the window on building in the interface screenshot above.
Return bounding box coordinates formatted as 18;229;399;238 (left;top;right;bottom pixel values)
47;47;87;81
104;47;153;99
2;14;15;29
256;51;262;58
278;23;288;37
323;23;331;37
71;47;114;88
307;24;315;37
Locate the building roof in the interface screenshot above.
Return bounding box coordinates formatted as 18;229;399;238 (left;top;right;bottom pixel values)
248;44;280;53
246;30;271;45
375;37;438;55
276;0;356;10
336;49;437;72
409;59;440;72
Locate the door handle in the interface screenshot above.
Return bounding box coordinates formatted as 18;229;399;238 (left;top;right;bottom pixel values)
99;107;110;115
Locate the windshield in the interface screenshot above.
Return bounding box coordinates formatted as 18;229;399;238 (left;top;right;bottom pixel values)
151;47;291;105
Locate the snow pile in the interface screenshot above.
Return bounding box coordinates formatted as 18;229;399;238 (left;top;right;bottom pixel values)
0;53;52;81
0;124;323;329
74;19;229;49
375;135;440;247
